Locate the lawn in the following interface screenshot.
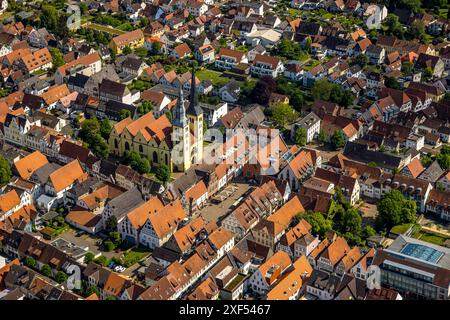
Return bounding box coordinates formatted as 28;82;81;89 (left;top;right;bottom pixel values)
0;11;13;20
120;247;150;267
390;223;414;235
302;60;320;71
196;69;230;87
84;23;126;36
411;228;449;246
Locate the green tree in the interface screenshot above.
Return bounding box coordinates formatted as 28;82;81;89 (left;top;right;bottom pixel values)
109;232;122;247
41;5;59;33
423;67;433;82
340;90;355;108
420;153;433;167
79;118;110;158
104;240;115;252
139;16;149;28
376;190;417;231
408;21;425;41
94;255;108;266
363;225;376;239
84;252;95;264
86;286;100;297
106;215;118;232
106;295;119;300
152;41;161;53
311;78;333;101
123;45;132;55
398;0;422;13
269;102;298;128
123;151;151;174
100;119;113;140
401;61;413;74
119;109;131;120
55;271;68;284
294;127;307;147
156;164;171;185
41;264;52;278
385;77;400;89
25;256;36;268
79;2;88;14
50;48;64;70
354;54;368;68
300;211;333;237
0;155;12;186
137;101;153;116
383;14;404;38
317;130;327;145
330;130;346;150
436;153;450;170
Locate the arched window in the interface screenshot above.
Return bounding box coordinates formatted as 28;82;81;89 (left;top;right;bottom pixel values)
153;151;158;164
139;145;143;153
165;153;169;165
114;139;118;149
125;142;130;151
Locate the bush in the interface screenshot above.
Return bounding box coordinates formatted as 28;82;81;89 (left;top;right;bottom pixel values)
104;240;115;252
94;255;109;267
84;252;95;264
25;256;36;268
55;271;68;284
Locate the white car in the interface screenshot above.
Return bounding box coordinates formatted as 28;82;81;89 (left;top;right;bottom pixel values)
114;266;126;273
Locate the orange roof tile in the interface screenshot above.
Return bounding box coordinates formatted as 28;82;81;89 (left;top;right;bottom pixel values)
49;160;86;193
266;255;312;300
0;190;21;214
41;84;70;105
127;197;164;230
13;151;49;180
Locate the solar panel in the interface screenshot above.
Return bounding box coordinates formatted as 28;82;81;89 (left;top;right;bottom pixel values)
400;243;444;264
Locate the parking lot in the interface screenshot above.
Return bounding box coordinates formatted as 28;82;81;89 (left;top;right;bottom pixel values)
199;182;254;223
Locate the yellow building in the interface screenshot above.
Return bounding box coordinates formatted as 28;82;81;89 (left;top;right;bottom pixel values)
109;29;145;55
109;68;203;172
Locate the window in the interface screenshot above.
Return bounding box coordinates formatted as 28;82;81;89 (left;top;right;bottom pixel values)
139;145;143;153
153;151;158;164
125;142;130;151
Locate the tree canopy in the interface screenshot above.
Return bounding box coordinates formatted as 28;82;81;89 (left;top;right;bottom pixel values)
330;130;346;150
79;118;109;158
294;127;307;147
376;190;417;231
155;165;171;185
269;102;298;128
0;155;12;186
123;151;151;174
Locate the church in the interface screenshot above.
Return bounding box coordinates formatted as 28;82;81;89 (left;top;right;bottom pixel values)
109;67;204;172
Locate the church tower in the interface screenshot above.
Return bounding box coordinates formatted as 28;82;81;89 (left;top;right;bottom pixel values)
172;85;191;172
186;64;204;164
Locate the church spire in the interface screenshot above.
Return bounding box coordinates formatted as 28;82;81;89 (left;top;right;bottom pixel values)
172;85;187;127
186;62;203;117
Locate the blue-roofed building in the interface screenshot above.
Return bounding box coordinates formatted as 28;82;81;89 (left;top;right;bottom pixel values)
373;235;450;300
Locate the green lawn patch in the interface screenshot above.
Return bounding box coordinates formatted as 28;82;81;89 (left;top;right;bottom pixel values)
119;247;150;268
225;274;246;291
390;223;414;235
85;23;126;36
411;228;450;246
196;69;230;87
303;60;320;71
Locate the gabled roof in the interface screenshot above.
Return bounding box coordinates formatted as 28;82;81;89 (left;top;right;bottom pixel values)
0;190;21;214
13;151;49;180
49;160;86;193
